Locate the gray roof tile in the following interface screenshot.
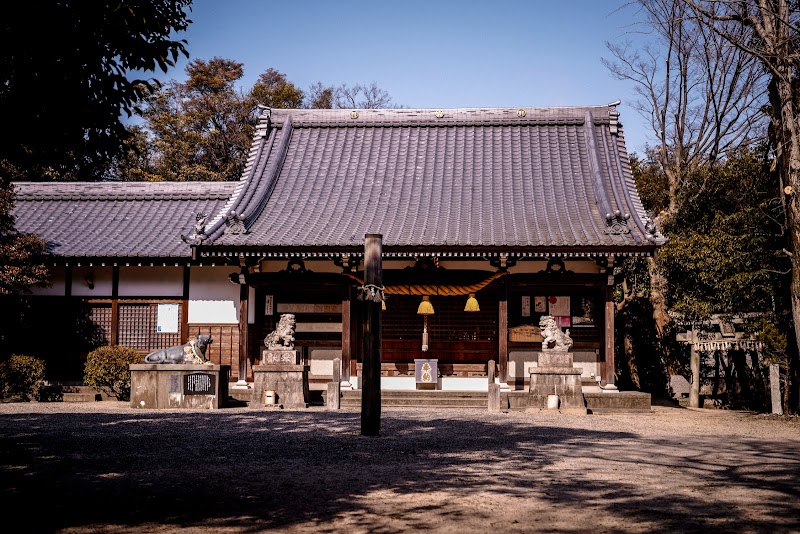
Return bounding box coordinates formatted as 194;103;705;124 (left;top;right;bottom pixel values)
13;182;237;258
205;105;662;252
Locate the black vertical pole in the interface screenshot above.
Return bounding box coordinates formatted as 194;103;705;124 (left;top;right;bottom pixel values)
361;233;382;436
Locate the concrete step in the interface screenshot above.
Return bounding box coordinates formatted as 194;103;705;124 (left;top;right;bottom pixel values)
340;390;490;409
63;392;103;402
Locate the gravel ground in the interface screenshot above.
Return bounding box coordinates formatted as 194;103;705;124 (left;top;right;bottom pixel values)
1;401;798;534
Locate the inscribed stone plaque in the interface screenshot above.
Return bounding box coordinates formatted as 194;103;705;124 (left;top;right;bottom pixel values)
168;374;181;394
183;373;215;395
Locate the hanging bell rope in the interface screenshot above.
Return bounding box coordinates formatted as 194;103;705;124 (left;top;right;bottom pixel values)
344;270;508;296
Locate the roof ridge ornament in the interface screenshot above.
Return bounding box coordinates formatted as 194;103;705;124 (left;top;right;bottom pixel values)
181;213;208;245
604;210;631;235
608;101;621;135
224;212;248;235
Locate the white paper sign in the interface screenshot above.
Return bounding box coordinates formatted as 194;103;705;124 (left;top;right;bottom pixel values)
548;296;570;317
157;303;179;333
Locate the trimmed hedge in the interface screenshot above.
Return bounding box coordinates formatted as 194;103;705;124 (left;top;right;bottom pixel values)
83;346;141;401
0;354;46;401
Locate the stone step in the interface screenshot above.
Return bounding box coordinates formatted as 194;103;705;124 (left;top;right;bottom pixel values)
340;390;490;409
63;392;103;402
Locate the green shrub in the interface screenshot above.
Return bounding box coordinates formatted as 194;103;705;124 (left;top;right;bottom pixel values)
83;346;141;401
0;354;46;401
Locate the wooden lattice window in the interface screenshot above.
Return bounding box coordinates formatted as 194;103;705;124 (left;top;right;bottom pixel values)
118;302;182;351
88;304;113;346
383;295;498;342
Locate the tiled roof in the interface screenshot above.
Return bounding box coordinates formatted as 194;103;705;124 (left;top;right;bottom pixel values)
13;182;237;258
200;105;663;253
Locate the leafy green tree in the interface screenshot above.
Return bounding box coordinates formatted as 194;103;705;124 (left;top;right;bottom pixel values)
251;68;305;109
0;0;192;181
0;173;48;294
134;57;257;181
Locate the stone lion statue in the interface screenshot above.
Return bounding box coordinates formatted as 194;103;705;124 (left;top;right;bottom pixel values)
539;315;573;351
264;313;296;350
145;335;213;364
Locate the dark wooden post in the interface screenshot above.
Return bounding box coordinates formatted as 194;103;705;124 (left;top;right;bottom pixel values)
110;265;119;346
237;279;249;385
604;285;615;386
181;264;190;344
361;233;382;436
498;300;508;386
342;287;352;383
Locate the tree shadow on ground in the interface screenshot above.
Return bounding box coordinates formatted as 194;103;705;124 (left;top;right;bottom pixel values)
0;409;798;533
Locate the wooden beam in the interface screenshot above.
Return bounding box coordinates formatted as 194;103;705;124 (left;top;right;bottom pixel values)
361;234;382;437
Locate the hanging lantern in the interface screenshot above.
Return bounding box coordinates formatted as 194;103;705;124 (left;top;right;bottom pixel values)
417;296;434;351
464;293;480;312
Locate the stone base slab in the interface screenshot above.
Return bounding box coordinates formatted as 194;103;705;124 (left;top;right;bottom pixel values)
253;364;310;409
130;364;230;409
528;367;585;412
538;350;573;367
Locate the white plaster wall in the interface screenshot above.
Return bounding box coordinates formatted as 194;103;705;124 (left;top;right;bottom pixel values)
188;266;240;324
71;266;113;297
30;266;67;296
119;266;183;297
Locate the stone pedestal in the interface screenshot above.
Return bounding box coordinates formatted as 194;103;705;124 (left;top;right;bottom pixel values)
527;350;585;414
130;364;230;409
253;351;309;409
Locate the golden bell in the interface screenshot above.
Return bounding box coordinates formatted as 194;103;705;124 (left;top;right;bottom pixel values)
417;296;434;315
464;293;480;312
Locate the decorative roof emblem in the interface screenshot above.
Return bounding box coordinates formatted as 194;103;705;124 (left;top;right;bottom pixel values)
435;110;445;118
517;109;526;118
604;210;631;235
224;212;248;235
350;110;359;119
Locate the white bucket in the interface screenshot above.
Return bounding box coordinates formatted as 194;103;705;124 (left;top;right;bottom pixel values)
547;394;560;410
264;390;276;405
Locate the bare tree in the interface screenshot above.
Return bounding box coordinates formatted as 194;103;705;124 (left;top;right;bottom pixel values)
334;82;394;109
604;0;767;336
685;0;800;410
306;82;334;109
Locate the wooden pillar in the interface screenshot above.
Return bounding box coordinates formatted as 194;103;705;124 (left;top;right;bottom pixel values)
498;300;508;384
181;264;190;344
604;285;615;386
690;335;701;408
237;280;249;385
341;288;352;383
111;265;119;346
64;265;73;297
361;233;382;437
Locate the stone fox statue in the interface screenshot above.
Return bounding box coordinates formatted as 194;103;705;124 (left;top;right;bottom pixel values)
145;335;213;364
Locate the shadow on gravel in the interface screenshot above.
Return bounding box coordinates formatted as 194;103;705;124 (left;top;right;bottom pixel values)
0;410;798;533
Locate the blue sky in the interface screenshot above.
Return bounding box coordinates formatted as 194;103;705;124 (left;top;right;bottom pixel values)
161;0;651;154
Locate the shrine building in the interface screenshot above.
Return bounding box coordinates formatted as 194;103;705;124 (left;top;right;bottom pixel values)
12;104;664;392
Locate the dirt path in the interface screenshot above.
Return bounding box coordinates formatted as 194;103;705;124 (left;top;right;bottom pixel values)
1;402;798;533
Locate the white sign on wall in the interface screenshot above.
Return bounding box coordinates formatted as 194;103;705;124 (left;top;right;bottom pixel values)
157;303;180;333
